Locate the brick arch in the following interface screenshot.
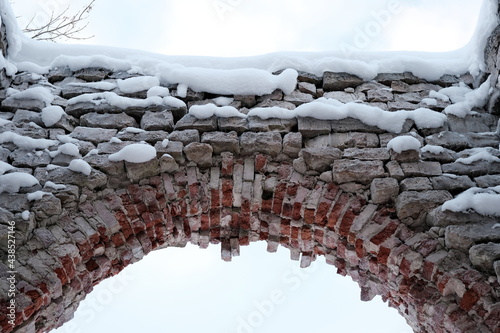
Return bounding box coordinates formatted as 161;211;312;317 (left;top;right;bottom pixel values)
3;151;497;333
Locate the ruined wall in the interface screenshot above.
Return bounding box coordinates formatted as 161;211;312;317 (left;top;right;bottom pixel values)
1;7;500;333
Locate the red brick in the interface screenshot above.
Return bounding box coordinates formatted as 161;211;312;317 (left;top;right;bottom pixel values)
338;209;356;237
301;226;312;240
292;202;302;220
255;154;267;172
324;183;340;200
377;246;391;265
304;208;315;224
314;229;324;243
286;183;298;196
370;221;399;246
278;164;293;180
222;179;233;207
261;199;272;213
221;154;234;176
315;200;331;226
326;193;349;230
459;289;479;311
291;226;300;240
282;203;293;218
280;219;291;236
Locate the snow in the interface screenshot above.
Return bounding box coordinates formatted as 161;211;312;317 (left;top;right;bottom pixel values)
110;137;122;143
444;79;491;117
421;145;446;154
7;86;54;106
67;92;164;109
108;144;157;163
21;210;30;221
438;83;472;103
0;172;39;194
429;90;450;102
148;86;170;98
68;159;92;176
117;76;160;94
387;136;422;153
68;81;117;91
421;98;437;106
45;181;67;190
442;186;500;217
0;131;57;150
213;97;234;106
189;104;246;119
41;106;66;127
27;191;53;201
0;161;14;175
455;148;500;165
0;118;11;126
163;96;186;108
161;139;169;148
49;143;80;157
122;127;145;134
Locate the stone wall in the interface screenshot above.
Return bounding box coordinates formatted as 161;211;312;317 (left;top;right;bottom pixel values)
1;8;500;333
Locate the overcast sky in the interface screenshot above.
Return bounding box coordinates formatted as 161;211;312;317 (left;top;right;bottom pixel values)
7;1;486;333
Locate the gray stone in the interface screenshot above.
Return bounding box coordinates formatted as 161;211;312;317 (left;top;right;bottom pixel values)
331;118;387;134
474;175;500;188
31;195;62;220
420;147;456;163
10;149;51;167
218;117;249;134
447;113;497;133
65;101;122;117
375;72;425;85
140;111;174;131
409;83;443;93
0;193;30;212
234;95;256;108
201;131;240;154
298;82;317;96
1;97;46;112
431;175;475;193
248;116;297;134
60;83;103;99
284;90;314;106
333;160;385;184
97;141;132;154
390;150;420;163
297;72;322;86
395;190;452;220
12;109;43;127
125;159;160;182
323;91;366;103
0;147;10;161
174;114;217;133
240;132;282;157
254;99;296;110
34;166;107;190
48;67;73;83
298;117;331;138
159;154;179;173
164;141;184;164
391;81;410;93
445;223;500;251
115;130;168;144
395;92;423;103
283;132;303;158
367;89;393;102
299;147;342;172
355;82;389;93
70;127;117;144
469;243;500;273
400;177;432;191
343;148;390;160
431;74;461;87
370;178;399;204
80;112;138;129
183;143;213;168
386;161;405;181
168;129;200;145
292;157;308;174
74;67;110;82
442;161;500;177
323;72;364;91
426;207;500;227
401;162;442;177
468;132;500;148
256;89;284;102
387;101;419;111
425;132;471;151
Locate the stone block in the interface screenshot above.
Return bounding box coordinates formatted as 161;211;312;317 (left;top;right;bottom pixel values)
70;127;117;144
34;166;107;191
74;67;110;82
447;113;497;133
323;91;366;103
425;131;471;151
140;111;174;131
80;112;138;129
248;116;297;134
10;149;51;168
333;160;385;184
375;72;425;85
442;161;500;177
174;114;217;133
12;109;43;127
474;175;500;188
283;132;303;158
400;177;432;191
329;132;380;148
367;89;393;102
297;71;322;86
159;154;179;174
184;142;213;168
387;101;419;111
254;99;296;110
2;97;46;112
331;118;387;134
298;82;317;96
201;131;240;154
168;129;200;145
299;147;342;173
401;161;442;177
218;117;249;134
445;223;500;251
164;141;184;164
323;72;364;91
284;90;314;105
343;148;390;160
386;161;405;180
469;243;500;273
395;190;452;220
125;158;160;182
390;149;420;163
370;178;399;204
298;117;331;138
240;132;282;157
431;175;475;193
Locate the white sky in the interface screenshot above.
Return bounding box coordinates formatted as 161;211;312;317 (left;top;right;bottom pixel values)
6;1;485;333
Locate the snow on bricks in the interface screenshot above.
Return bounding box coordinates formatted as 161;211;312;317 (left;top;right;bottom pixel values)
1;17;500;333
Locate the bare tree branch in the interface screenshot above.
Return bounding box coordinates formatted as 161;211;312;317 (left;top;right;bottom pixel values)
22;0;96;42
